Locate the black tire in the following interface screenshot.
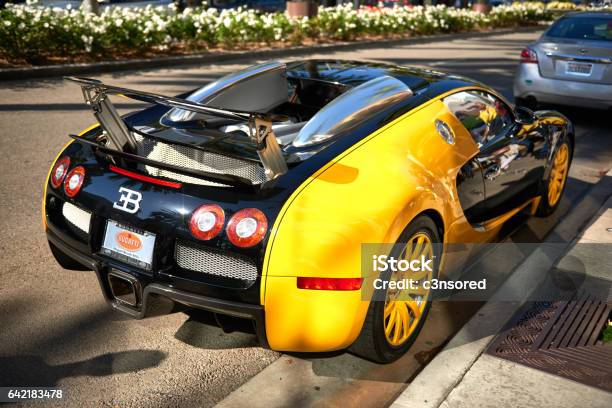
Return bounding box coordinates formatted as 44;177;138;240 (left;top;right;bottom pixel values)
350;215;441;363
48;241;89;271
536;134;572;217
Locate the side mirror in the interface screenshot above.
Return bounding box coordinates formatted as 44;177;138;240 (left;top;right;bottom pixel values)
514;105;536;125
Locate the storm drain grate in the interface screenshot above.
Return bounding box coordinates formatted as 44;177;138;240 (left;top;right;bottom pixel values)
486;295;612;391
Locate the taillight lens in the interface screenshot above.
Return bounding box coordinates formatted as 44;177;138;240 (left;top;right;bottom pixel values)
297;277;364;291
64;166;85;197
520;47;538;64
50;156;70;188
189;204;225;240
226;208;268;248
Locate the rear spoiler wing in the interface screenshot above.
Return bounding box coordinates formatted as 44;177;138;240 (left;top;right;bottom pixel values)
65;77;288;182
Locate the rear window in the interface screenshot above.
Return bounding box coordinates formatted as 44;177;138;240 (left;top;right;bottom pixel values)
546;16;612;42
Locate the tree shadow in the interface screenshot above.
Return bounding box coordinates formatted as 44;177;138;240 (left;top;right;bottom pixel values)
0;350;166;387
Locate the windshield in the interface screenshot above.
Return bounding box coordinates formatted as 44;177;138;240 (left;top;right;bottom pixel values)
546;16;612;42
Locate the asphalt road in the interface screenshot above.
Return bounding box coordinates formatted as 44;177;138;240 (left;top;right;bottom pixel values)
0;30;611;407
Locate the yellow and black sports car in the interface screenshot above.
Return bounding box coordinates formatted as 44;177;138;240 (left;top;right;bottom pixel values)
43;60;573;362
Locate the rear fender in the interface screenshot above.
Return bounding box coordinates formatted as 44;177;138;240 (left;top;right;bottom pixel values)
260;100;473;351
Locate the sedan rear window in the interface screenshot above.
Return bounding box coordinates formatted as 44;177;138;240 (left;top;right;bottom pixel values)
546;17;612;42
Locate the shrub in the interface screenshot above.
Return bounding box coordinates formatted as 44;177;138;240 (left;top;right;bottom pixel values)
0;3;553;65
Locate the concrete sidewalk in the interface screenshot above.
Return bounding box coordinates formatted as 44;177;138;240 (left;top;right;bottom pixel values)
392;173;612;408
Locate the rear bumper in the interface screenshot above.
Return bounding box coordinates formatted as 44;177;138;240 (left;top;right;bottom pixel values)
47;224;367;353
46;226;269;347
513;64;612;109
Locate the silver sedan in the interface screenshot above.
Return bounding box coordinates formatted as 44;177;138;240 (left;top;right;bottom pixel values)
514;11;612;110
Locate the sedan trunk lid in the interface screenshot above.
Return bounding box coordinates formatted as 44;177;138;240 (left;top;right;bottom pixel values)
536;39;612;84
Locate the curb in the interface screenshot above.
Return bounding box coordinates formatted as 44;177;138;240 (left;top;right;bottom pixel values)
0;26;544;81
391;171;612;408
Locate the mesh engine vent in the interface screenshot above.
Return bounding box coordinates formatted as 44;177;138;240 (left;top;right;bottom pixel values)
175;240;258;282
132;133;265;187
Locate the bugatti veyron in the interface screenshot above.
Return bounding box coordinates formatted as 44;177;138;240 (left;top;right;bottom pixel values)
43;60;573;362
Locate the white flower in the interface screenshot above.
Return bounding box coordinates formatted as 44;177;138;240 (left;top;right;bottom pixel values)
0;2;554;62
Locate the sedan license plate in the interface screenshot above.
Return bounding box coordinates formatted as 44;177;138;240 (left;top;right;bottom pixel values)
101;221;155;270
566;62;592;75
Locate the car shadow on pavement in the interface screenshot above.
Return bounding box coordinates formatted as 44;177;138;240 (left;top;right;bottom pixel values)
0;349;166;387
174;309;260;350
296;299;481;383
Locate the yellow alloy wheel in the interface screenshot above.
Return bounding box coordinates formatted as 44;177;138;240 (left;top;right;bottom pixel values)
384;232;434;347
547;144;569;207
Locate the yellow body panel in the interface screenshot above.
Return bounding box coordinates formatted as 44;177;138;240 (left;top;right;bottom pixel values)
261;90;520;351
265;276;370;351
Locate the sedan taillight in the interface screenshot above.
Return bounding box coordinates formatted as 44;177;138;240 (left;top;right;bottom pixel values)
64;166;85;197
50;156;70;188
226;208;268;248
520;47;538;64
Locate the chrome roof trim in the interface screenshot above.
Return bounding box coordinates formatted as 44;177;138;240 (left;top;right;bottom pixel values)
292;75;413;148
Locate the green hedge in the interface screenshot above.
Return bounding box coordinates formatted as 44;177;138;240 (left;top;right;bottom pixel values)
0;3;552;65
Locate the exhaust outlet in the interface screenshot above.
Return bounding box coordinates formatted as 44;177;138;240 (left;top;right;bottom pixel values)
108;270;141;308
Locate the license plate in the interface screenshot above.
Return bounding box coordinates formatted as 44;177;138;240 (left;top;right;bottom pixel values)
101;221;155;270
566;62;592;75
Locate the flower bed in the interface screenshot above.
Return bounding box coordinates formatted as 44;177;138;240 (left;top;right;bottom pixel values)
0;2;552;66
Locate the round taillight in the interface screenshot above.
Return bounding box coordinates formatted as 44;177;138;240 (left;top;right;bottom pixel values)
64;166;85;198
226;208;268;248
50;156;70;188
189;204;225;240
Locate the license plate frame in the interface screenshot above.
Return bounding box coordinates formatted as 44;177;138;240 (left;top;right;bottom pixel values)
566;62;593;75
101;221;156;270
